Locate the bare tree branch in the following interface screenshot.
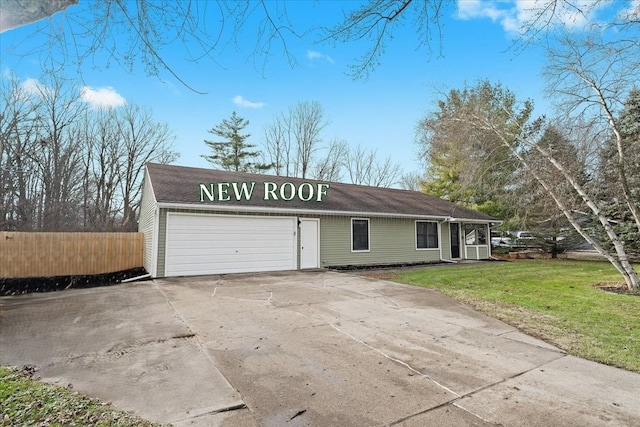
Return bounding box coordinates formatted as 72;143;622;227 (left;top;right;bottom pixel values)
321;0;446;79
546;32;640;231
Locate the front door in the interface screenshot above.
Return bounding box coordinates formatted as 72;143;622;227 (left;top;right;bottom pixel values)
300;218;319;269
450;223;460;259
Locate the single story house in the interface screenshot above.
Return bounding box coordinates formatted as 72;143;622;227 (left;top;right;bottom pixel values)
139;163;498;278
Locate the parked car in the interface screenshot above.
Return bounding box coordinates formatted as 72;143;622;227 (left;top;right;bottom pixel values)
491;231;512;248
491;231;536;249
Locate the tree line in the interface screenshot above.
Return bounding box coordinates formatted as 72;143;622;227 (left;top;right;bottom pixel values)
202;101;405;188
0;74;178;232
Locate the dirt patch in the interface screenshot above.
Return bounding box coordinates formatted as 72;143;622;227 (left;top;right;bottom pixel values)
594;282;640;297
360;271;401;281
330;261;441;271
457;298;580;352
0;267;149;296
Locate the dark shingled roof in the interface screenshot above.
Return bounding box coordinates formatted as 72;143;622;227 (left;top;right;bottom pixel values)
145;163;496;222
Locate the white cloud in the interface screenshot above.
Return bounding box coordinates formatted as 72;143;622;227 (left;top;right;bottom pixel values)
81;86;126;109
232;95;265;109
20;78;47;96
1;68;12;80
307;50;335;64
456;0;603;35
619;0;640;21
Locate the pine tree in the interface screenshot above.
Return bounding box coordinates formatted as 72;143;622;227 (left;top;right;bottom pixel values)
416;81;523;219
595;89;640;257
202;111;271;172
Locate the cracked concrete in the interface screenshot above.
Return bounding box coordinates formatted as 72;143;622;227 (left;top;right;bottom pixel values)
1;270;639;426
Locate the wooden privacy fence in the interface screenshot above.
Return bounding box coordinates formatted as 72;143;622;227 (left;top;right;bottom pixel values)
0;232;143;278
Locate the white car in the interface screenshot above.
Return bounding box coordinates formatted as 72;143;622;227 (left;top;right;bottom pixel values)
491;231;535;248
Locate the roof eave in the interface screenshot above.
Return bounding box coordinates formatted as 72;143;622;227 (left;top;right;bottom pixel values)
448;217;503;225
155;201;496;222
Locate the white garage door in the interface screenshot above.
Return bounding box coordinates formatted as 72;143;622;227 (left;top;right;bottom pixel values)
165;213;297;277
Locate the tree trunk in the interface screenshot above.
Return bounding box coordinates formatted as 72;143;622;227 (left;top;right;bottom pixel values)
474;117;640;290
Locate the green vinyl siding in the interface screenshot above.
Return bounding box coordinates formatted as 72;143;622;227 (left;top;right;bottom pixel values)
319;216;440;267
155;208;450;276
478;246;489;259
465;246;478;260
138;174;157;276
440;222;451;260
157;209;168;277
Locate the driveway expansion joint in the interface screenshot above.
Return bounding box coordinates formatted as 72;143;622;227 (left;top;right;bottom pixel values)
454;353;569;401
328;321;461;397
388;354;569;426
153;283;248;398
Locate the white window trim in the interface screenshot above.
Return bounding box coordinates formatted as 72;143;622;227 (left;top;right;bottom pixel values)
351;217;370;253
415;220;440;250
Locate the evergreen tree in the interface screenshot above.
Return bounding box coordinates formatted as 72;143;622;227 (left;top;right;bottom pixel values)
202;111;271;172
594;89;640;256
416;80;524;219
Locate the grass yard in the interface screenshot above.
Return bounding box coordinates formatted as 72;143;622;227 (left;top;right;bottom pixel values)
393;259;640;373
0;366;164;427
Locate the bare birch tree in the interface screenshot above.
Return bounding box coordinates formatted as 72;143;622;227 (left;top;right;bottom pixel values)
545;32;640;232
436;81;639;290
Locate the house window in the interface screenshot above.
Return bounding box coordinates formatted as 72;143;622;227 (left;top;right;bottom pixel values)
464;224;487;245
352;218;370;251
416;221;438;249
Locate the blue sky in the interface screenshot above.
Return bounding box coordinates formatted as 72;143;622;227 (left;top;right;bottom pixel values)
1;0;635;179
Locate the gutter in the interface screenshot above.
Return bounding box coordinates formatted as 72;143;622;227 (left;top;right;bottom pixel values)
447;217;503;225
157;202;469;221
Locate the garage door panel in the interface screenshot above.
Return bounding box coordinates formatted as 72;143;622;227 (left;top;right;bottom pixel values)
167;258;294;275
165;214;297;277
169;252;295;264
169;229;293;240
168;238;293;249
168;245;282;253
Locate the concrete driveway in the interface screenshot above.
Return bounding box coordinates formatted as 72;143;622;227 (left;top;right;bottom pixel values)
1;270;638;426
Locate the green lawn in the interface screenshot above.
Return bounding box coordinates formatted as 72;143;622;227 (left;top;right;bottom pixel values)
0;366;165;427
394;259;640;373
